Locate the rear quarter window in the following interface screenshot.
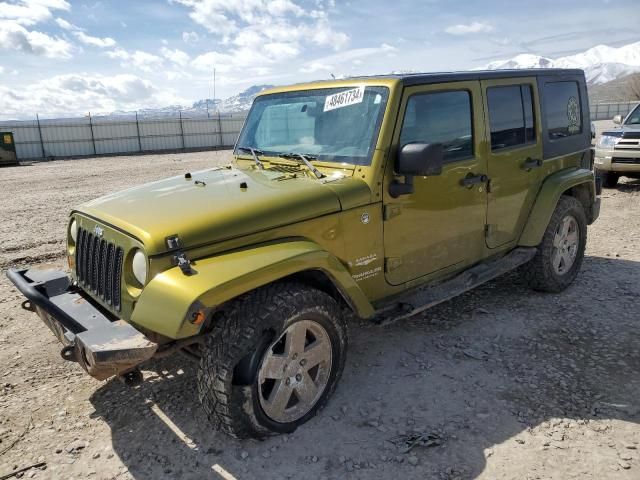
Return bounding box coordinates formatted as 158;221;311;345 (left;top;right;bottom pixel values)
544;81;582;139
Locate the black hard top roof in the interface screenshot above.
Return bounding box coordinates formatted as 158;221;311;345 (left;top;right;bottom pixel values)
350;69;585;86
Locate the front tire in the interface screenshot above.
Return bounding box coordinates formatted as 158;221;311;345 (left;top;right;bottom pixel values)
523;195;587;293
197;283;347;439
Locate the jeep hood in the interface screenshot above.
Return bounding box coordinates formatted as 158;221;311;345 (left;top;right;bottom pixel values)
75;167;370;255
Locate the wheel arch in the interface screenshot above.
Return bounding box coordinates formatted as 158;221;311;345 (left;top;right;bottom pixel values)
130;240;374;339
518;168;596;247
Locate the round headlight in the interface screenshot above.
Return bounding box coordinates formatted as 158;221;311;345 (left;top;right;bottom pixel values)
69;220;78;243
131;250;148;286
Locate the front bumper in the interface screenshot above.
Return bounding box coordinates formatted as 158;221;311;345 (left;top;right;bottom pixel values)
594;147;640;172
7;268;157;380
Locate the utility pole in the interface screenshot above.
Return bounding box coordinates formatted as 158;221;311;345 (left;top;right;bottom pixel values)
213;67;217;112
88;112;97;155
36;113;45;159
135;111;142;152
179;110;185;150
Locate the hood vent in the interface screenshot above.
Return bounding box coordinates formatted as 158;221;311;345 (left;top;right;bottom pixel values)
267;164;302;174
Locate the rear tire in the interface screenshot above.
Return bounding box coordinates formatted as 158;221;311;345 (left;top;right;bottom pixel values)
197;283;347;439
523;195;587;293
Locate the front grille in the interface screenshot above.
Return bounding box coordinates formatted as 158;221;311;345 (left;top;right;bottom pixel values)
612;157;640;165
622;132;640;139
75;227;124;311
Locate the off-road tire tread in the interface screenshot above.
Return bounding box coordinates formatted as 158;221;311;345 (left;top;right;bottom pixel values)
197;282;347;439
523;195;587;293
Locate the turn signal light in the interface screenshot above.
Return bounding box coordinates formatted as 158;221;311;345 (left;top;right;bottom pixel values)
190;309;206;325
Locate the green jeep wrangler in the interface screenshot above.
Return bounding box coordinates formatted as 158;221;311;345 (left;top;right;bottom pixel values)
9;70;600;439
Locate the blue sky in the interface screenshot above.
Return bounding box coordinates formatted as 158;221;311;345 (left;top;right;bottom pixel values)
0;0;639;119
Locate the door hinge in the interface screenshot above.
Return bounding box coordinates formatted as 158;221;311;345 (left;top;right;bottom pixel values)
486;178;492;193
383;204;402;221
385;257;402;273
484;224;494;237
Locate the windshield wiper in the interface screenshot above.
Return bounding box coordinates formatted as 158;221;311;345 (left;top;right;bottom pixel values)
237;146;264;169
278;152;325;179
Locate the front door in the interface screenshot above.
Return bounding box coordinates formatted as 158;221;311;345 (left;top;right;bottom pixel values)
383;81;488;286
480;78;544;248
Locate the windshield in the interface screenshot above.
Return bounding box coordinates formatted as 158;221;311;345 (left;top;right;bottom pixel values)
235;86;389;166
625;104;640;125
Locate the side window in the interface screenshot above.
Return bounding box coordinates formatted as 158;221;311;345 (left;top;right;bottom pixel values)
400;90;473;162
487;84;535;150
544;81;582;139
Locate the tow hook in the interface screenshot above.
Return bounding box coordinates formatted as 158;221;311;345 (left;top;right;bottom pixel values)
60;345;77;362
21;300;35;312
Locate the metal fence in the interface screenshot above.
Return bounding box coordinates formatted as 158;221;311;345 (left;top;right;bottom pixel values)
2;100;637;161
590;101;638;121
0;112;248;160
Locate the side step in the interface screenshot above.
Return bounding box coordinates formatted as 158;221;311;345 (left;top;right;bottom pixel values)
375;247;537;326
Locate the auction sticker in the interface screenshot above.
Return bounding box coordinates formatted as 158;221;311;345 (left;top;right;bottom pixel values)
324;86;365;112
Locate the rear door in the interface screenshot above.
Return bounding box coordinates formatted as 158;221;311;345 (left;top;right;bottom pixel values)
383;81;488;286
481;78;543;248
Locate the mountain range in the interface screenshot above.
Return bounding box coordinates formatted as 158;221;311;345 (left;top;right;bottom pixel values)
117;41;639;119
484;41;640;85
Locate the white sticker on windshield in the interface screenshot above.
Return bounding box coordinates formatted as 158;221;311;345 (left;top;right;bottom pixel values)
324;86;366;112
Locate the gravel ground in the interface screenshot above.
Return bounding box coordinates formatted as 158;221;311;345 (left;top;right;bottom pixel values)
1;150;639;480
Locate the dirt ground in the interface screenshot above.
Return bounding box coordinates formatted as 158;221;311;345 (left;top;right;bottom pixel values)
1;149;639;480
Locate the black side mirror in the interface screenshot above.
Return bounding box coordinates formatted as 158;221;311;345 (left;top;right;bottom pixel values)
397;142;444;176
390;143;444;197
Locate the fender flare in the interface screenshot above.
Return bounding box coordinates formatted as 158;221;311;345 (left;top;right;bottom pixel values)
130;240;374;339
518;168;595;247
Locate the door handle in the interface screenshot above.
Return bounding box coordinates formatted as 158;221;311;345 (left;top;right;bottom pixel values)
522;158;543;170
461;174;488;187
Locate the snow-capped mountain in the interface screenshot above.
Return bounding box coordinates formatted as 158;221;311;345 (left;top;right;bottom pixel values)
484;41;640;84
107;85;274;119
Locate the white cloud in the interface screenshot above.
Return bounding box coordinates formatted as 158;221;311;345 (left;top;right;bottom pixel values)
74;31;116;48
266;0;304;17
160;47;190;66
0;21;74;58
55;17;116;48
54;17;73;30
309;17;349;50
106;48;164;72
177;0;350;77
299;61;334;73
0;0;70;26
300;43;396;74
0;73;187;120
445;21;494;35
182;31;199;43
